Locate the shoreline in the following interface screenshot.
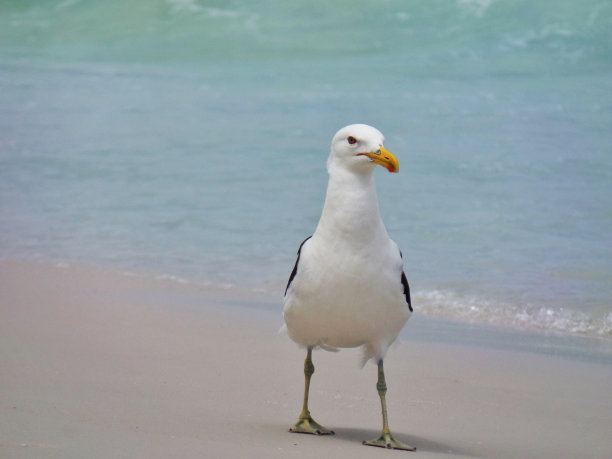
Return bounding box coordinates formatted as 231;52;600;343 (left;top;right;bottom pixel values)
5;256;611;343
1;259;611;458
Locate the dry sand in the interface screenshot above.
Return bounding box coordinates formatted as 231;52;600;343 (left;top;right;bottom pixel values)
1;260;611;458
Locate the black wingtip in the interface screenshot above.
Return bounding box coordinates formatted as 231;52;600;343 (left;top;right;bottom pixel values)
401;271;413;312
284;236;312;296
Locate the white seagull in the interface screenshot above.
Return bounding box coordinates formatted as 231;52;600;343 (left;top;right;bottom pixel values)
283;124;414;451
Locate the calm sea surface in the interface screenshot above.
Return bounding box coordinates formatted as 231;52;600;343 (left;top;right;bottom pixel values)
1;0;611;338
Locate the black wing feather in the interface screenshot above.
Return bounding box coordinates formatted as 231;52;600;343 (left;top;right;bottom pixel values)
284;236;312;296
399;249;413;311
401;271;413;312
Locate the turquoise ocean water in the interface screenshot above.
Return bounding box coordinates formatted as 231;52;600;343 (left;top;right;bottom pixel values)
1;0;611;340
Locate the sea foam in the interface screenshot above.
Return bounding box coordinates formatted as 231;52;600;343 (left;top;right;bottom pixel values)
416;290;612;337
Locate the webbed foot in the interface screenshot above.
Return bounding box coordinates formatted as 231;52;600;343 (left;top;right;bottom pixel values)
363;431;415;451
289;415;335;435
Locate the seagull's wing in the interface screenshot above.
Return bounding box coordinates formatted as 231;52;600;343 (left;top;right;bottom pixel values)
401;271;412;312
284;235;312;296
399;249;413;312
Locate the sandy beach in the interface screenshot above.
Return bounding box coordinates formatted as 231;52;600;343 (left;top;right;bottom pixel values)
1;260;611;458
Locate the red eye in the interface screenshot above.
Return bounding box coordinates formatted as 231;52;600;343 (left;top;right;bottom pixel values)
347;136;357;145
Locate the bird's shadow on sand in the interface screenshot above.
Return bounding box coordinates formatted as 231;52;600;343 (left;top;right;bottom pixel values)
334;427;477;457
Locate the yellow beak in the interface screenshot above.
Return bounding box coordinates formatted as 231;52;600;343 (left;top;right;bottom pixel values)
358;146;399;173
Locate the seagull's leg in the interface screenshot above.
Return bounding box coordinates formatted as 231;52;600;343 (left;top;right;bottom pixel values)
289;347;334;435
363;359;415;451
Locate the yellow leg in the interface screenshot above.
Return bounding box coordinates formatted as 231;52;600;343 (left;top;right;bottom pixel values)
289;348;334;435
363;360;415;451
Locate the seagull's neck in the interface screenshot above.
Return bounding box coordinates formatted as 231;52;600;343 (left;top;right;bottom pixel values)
315;166;387;246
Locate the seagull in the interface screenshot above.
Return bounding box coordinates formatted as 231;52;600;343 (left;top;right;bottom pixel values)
283;124;414;451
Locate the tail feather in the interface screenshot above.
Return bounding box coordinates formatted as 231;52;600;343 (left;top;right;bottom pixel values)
360;338;399;367
320;343;340;352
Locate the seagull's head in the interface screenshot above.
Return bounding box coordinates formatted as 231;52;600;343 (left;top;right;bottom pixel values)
329;124;399;174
